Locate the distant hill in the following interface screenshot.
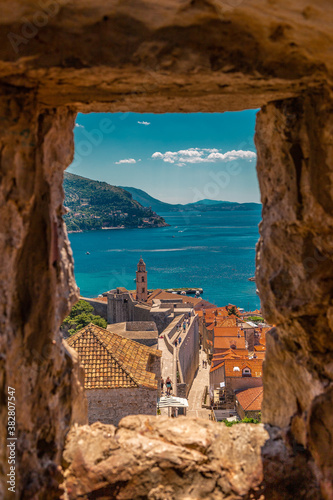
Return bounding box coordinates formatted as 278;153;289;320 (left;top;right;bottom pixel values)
121;186;261;213
63;173;167;232
119;186;181;212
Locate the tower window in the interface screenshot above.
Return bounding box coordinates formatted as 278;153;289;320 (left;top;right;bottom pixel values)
142;288;145;293
142;276;145;282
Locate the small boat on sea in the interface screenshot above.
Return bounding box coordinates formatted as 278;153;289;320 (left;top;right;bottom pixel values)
86;251;90;255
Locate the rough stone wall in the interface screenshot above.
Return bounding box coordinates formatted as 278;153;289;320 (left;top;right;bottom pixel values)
0;97;82;498
62;416;321;500
87;386;157;426
255;88;333;497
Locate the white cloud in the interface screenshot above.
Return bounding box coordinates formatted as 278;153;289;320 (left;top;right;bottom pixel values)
75;123;84;128
115;158;137;164
138;121;151;126
151;147;256;165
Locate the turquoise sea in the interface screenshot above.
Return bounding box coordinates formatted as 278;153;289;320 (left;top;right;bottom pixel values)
68;210;262;311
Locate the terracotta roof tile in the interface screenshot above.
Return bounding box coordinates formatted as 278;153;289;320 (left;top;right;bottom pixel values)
214;337;246;350
236;386;263;411
253;352;265;359
214;326;241;337
224;358;263;378
217;317;237;327
67;323;161;390
92;296;108;302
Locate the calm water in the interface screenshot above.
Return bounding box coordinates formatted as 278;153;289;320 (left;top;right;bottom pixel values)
68;210;262;310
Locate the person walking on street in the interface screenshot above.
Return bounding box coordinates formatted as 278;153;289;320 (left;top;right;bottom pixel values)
161;377;164;394
166;376;172;396
183;320;186;333
178;336;181;345
174;338;178;348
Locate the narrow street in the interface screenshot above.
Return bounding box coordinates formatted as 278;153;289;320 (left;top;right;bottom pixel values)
186;348;211;419
158;329;211;419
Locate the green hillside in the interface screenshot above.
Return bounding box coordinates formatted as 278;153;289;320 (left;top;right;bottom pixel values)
63;173;167;232
120;186;182;212
121;186;261;213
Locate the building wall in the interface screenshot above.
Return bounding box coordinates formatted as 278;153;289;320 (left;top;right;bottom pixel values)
151;310;174;334
178;315;200;395
107;289;152;325
107;291;133;323
126;321;156;332
235;401;261;421
209;364;225;396
236;400;246;420
228;377;263;394
133;303;151;321
87;386;158;426
81;297;108;320
210;367;263;398
127;337;158;348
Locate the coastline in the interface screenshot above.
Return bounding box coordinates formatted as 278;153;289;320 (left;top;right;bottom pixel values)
67;223;169;234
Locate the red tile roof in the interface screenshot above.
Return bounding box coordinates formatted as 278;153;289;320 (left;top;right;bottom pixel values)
214;326;240;337
214;337;246;350
92;296;108;303
147;289;202;306
67;323;161;390
224;358;263;378
217;317;237;327
253;352;265;360
236;386;263;411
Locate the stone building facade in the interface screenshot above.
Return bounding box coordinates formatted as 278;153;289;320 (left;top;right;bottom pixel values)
67;323;161;426
107;287;151;324
87;386;159;426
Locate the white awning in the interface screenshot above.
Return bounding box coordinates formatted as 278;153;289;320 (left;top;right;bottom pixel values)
158;396;189;408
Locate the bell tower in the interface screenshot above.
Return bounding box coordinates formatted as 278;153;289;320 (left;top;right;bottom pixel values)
136;257;148;302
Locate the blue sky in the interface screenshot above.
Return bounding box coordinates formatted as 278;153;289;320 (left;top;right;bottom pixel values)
68;111;260;204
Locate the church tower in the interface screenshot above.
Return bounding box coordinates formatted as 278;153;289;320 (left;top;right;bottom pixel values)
136;257;148;302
